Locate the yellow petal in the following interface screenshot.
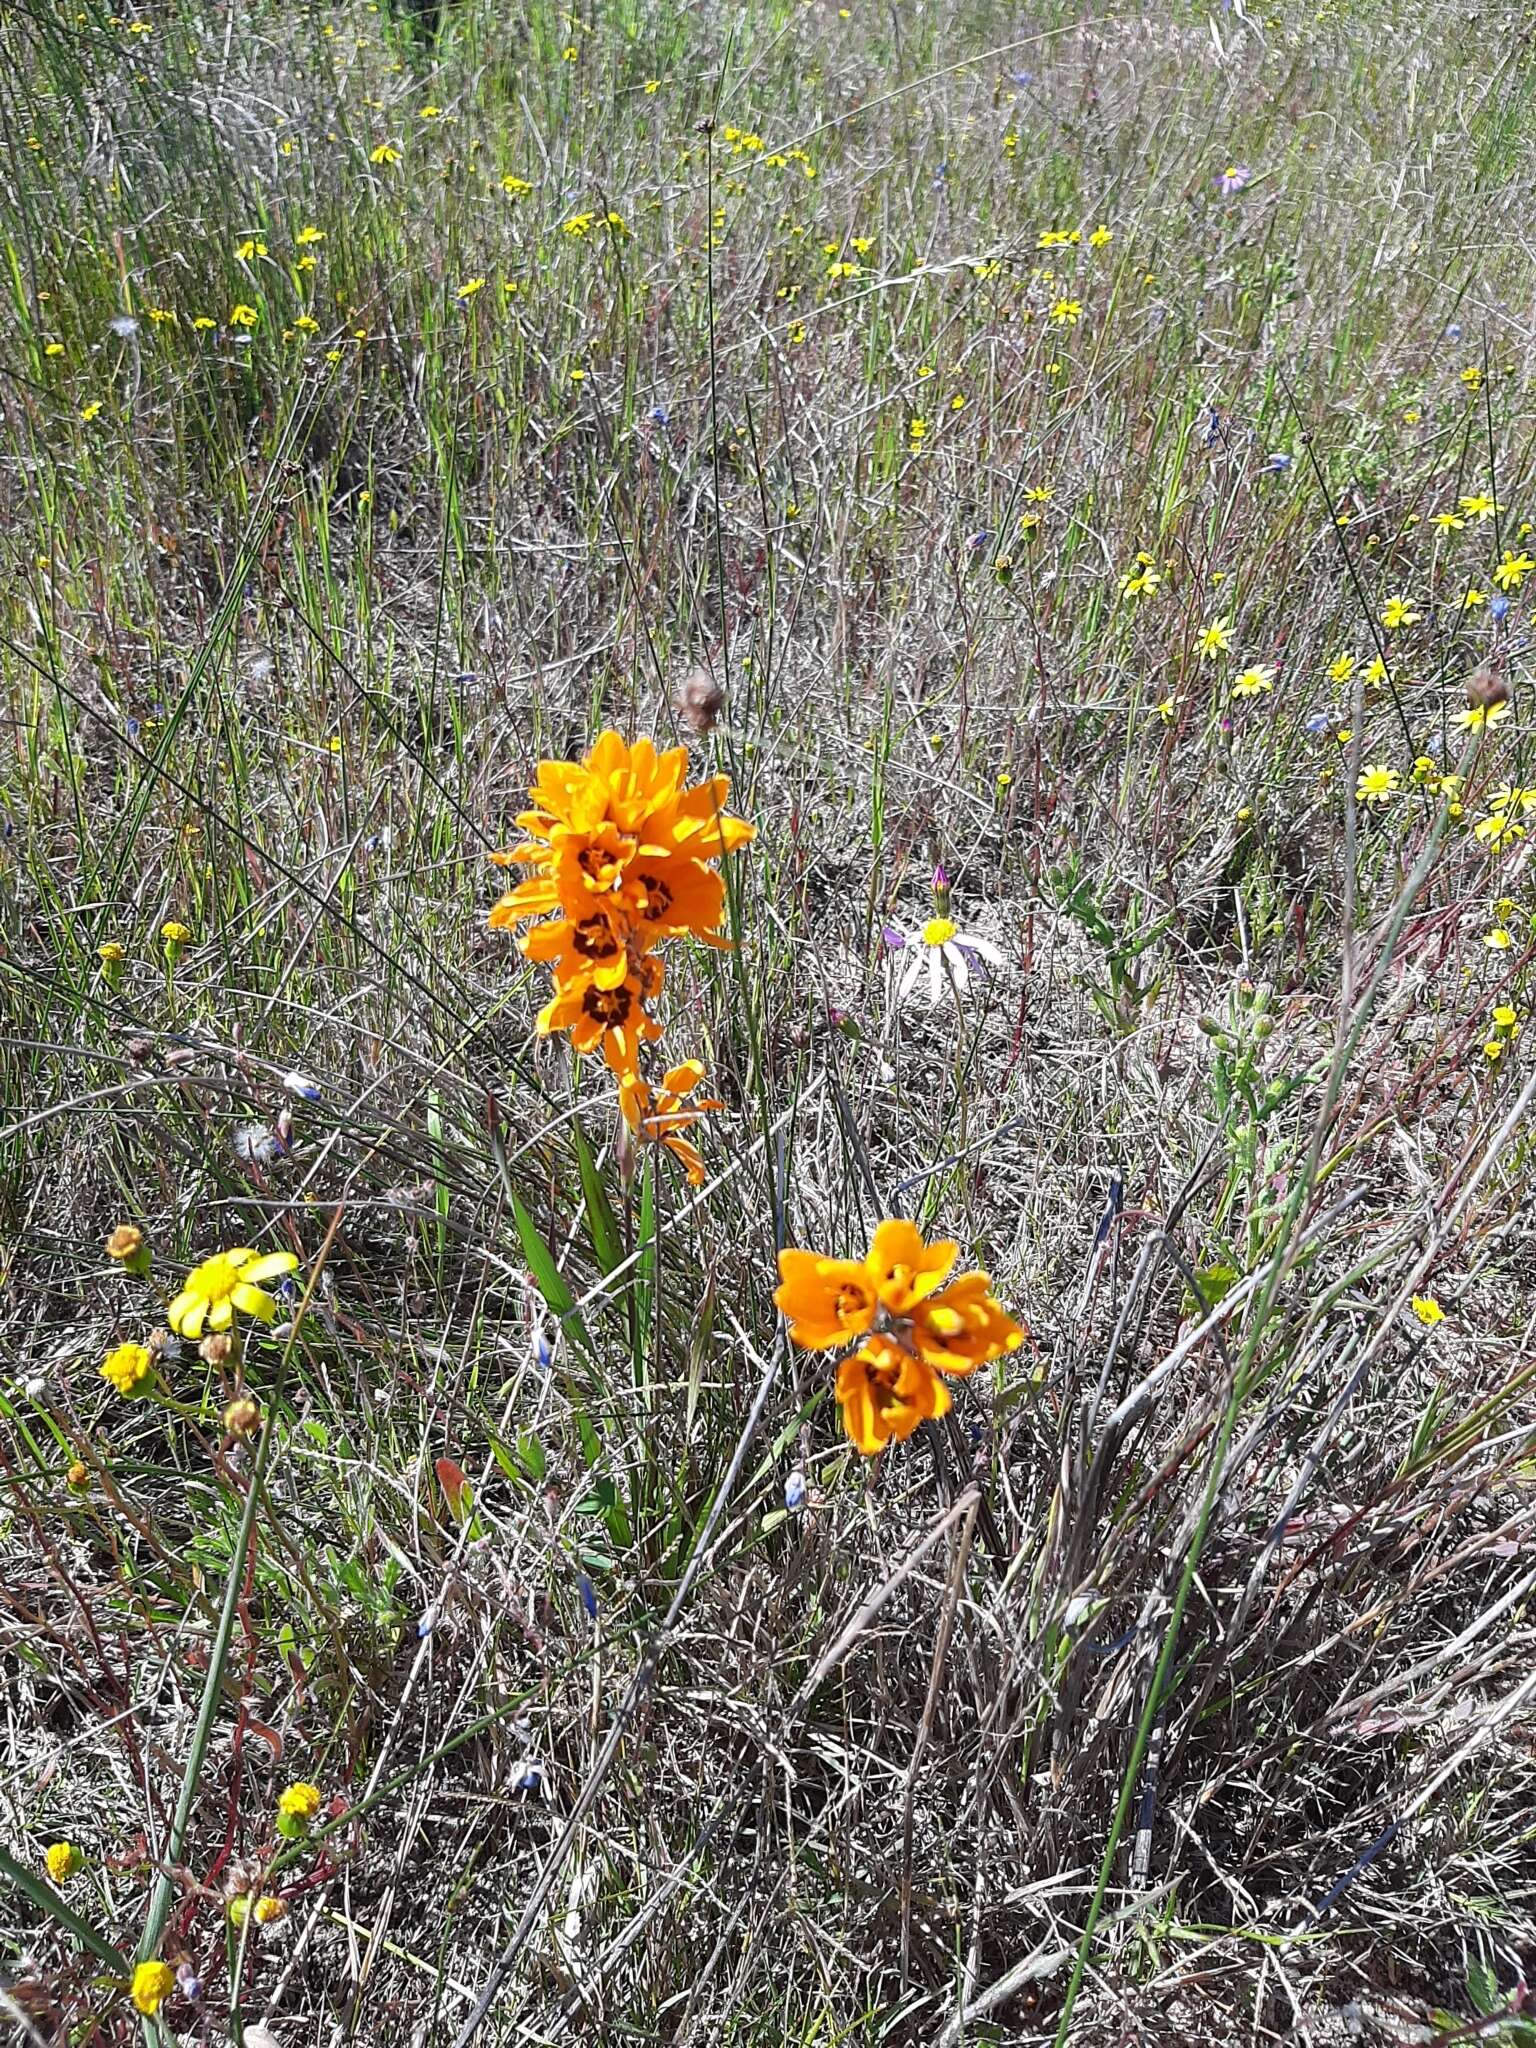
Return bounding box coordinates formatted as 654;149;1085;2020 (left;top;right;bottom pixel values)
241;1251;298;1286
232;1283;277;1321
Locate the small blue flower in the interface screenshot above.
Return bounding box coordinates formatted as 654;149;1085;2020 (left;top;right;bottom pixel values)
578;1574;598;1621
649;403;670;426
176;1965;203;2001
125;716;141;740
969;529;991;550
1304;712;1332;736
1265;451;1292;472
533;1322;554;1372
1447;321;1462;340
514;1763;544;1795
784;1470;806;1511
282;1070;322;1101
1491;593;1511;621
416;1605;437;1638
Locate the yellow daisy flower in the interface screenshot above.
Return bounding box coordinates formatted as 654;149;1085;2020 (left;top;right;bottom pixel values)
168;1248;300;1339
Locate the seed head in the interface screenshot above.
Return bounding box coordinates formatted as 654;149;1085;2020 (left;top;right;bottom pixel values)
675;665;725;736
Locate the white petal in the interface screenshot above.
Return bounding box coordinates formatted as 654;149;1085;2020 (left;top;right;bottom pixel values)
896;953;923;1003
927;948;945;1004
945;943;970;994
961;933;1006;965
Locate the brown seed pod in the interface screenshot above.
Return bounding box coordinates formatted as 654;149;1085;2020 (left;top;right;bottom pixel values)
675;665;725;736
223;1396;261;1439
1467;665;1510;711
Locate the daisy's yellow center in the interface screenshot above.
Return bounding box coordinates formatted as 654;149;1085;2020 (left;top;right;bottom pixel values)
191;1254;241;1302
923;916;957;946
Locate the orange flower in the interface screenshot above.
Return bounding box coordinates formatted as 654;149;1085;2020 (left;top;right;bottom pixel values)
515;906;630;988
537;955;663;1081
618;1059;722;1184
910;1271;1024;1376
775;1218;1024;1454
836;1334;950;1454
490;730;754;1075
774;1253;879;1348
862;1219;959;1312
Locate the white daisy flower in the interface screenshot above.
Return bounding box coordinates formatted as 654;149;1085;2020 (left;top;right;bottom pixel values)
233;1121;286;1167
886;914;1006;1006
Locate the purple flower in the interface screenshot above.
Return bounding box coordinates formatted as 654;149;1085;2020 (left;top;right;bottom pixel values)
968;530;991;550
1491;593;1511;622
1217;163;1252;196
578;1574;598;1622
882;922;909;951
1304;712;1331;736
785;1470;806;1511
1265;451;1292;472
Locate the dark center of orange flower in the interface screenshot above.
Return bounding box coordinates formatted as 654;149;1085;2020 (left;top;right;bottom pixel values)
635;872;674;918
582;984;633;1028
863;1354;904;1414
573;917;620;960
836;1280;874;1326
577;834;634;890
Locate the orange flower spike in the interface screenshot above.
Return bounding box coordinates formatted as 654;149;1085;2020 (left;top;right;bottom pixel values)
777;1216;1024;1455
836;1336;950;1454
